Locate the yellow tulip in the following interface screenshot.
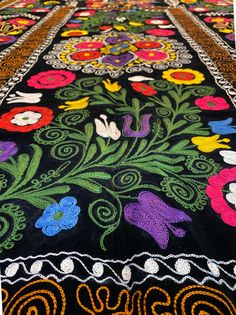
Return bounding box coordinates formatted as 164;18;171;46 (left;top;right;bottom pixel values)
191;134;231;153
129;21;144;26
114;25;127;31
219;29;233;33
58;97;89;111
102;79;121;92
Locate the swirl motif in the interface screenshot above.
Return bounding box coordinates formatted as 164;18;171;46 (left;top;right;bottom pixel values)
56;110;89;126
55;86;81;100
156;108;172;117
0;174;7;191
183;114;200;122
0;204;26;252
51;141;82;160
77;77;102;89
185;155;220;176
190;86;216;97
174;285;236;315
161;177;208;211
151;80;174;91
112;169;141;190
34;127;69;145
88;198;122;250
3;279;66;315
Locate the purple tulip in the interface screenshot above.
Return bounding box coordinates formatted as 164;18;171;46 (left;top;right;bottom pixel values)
0;141;18;162
102;53;133;67
123;114;152;138
124;191;192;249
105;35;131;44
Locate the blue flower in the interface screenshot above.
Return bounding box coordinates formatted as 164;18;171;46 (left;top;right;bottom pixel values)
208;118;236;135
35;197;80;236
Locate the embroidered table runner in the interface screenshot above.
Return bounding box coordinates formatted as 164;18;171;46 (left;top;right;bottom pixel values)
0;0;235;313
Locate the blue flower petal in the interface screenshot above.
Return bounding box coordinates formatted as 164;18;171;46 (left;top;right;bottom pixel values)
59;196;77;207
42;224;61;237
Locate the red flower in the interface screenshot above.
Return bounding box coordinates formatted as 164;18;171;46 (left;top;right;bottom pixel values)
135;41;162;49
0;106;53;132
70;51;101;61
146;29;175;36
131;82;157;96
195;96;230;111
206;168;236;226
27;70;75;89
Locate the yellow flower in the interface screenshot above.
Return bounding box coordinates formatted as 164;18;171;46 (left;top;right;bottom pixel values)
181;0;197;3
191;134;231;153
61;30;88;37
58;97;89;111
43;0;60;4
219;28;232;33
162;68;205;85
102;79;121;92
114;25;127;31
129;21;144;26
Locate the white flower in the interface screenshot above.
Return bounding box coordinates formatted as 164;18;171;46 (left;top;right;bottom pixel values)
219;150;236;165
11;111;42;126
116;16;126;22
128;76;154;82
159;24;176;29
226;183;236;208
6;91;42;104
95;114;121;140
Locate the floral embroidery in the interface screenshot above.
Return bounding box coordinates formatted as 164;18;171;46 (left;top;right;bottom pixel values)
59;97;89;111
44;33;191;77
123;114;152;138
27;70;76;89
102;79;121;92
209;118;236;135
162;68;205;85
6;91;42;104
35;196;81;236
206;168;236;226
95;114;121;140
219;150;236;165
124;191;192;249
0;106;53;132
195;96;230;110
191;135;231;153
131;82;157;96
0;141;18;162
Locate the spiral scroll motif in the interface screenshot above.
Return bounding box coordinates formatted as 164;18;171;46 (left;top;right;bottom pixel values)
161;177;208;211
112;169;141;190
174;285;236;315
3;279;66;315
185;155;220;176
0;204;26;253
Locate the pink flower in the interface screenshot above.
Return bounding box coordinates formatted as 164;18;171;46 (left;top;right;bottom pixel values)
74;10;96;17
146;29;175;36
27;70;76;89
75;42;104;49
206;168;236;226
195;96;230;110
136;50;168;61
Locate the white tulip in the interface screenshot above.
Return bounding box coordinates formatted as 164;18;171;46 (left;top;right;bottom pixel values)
95;115;121;140
128;76;154;82
6;91;42;104
219;150;236;165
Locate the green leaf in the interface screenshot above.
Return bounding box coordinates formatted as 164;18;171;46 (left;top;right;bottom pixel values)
179;91;191;102
22;144;42;185
103;141;128;164
66;178;103;193
79;172;111;180
172;120;187;130
136;139;148;155
84;123;94;140
83;144;97;164
161;95;172;108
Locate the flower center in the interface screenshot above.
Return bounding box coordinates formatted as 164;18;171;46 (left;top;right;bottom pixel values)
171;72;195;80
207;101;216;107
54;211;64;220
